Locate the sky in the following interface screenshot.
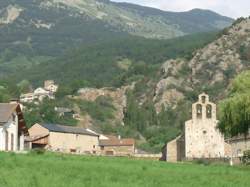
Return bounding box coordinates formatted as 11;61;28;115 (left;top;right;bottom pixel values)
112;0;250;19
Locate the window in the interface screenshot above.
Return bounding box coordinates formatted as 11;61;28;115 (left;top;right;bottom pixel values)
11;133;14;151
202;96;206;103
196;104;202;118
12;114;15;122
237;149;242;156
206;105;212;118
101;146;104;150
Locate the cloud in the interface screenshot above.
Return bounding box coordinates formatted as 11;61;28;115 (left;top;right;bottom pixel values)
112;0;250;18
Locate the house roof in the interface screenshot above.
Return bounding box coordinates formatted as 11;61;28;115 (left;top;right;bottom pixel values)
99;137;135;146
0;103;28;135
0;103;19;124
26;134;49;142
227;134;250;142
42;124;99;137
55;107;73;113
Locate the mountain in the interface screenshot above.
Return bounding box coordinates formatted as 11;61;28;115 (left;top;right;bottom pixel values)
0;0;233;58
153;17;250;112
4;32;218;87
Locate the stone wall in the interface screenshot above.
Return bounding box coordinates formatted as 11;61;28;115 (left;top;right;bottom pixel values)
185;93;225;159
100;145;135;156
228;137;250;157
165;135;185;162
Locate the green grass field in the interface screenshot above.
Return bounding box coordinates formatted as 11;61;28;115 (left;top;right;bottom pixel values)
0;152;249;187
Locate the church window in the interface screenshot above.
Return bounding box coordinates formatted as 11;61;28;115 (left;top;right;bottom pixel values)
202;96;206;103
196;104;202;118
206;105;212;118
203;130;207;134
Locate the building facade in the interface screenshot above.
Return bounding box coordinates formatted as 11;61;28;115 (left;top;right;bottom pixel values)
227;135;250;157
163;93;230;162
20;80;58;103
185;93;225;159
28;123;99;154
44;80;58;93
0;103;28;151
99;135;135;156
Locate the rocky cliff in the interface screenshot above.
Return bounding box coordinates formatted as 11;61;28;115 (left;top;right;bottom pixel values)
153;18;250;112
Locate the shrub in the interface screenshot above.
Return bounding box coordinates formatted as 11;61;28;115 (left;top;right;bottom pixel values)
194;159;211;166
30;148;46;155
242;150;250;165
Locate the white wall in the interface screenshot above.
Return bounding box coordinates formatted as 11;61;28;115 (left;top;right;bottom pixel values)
0;112;24;152
185;94;225;159
49;132;99;154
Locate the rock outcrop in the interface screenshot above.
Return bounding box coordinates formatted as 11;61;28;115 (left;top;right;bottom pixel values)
153;18;250;112
75;86;128;126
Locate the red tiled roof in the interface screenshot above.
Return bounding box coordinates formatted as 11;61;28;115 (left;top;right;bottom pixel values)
99;138;135;146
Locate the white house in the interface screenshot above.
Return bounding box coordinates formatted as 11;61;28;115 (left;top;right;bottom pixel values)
44;80;59;93
20;80;58;103
20;93;34;103
0;103;28;151
34;87;54;101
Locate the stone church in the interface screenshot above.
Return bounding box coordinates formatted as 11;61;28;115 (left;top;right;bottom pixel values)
162;93;231;162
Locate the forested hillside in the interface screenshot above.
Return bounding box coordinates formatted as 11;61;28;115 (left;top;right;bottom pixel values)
3;32;217;88
0;0;233;72
0;0;243;153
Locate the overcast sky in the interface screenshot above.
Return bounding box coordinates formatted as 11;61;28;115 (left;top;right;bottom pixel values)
112;0;250;18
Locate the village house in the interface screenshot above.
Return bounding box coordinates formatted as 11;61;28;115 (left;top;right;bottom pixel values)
99;135;135;156
33;87;54;101
28;123;99;154
20;80;58;103
227;134;250;157
44;80;59;93
54;107;75;117
0;103;28;151
20;93;34;103
162;93;231;162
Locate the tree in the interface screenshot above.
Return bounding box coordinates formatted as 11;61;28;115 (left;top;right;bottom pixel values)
218;94;250;137
17;79;31;93
218;71;250;137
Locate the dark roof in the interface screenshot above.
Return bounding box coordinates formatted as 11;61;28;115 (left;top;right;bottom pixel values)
99;137;135;146
0;103;18;124
42;124;99;137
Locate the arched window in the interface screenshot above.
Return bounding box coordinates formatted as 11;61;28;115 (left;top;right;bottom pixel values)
202;96;206;103
206;104;212;118
196;104;202;118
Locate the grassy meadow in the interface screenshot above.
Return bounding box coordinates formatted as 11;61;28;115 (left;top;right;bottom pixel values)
0;152;249;187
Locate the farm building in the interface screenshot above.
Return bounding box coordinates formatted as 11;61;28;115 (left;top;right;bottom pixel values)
0;103;28;151
99;135;135;156
227;134;250;157
28;123;99;154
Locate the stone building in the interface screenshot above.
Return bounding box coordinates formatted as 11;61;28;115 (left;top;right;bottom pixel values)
163;93;230;162
28;123;99;154
44;80;58;93
227;134;250;157
99;135;135;156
